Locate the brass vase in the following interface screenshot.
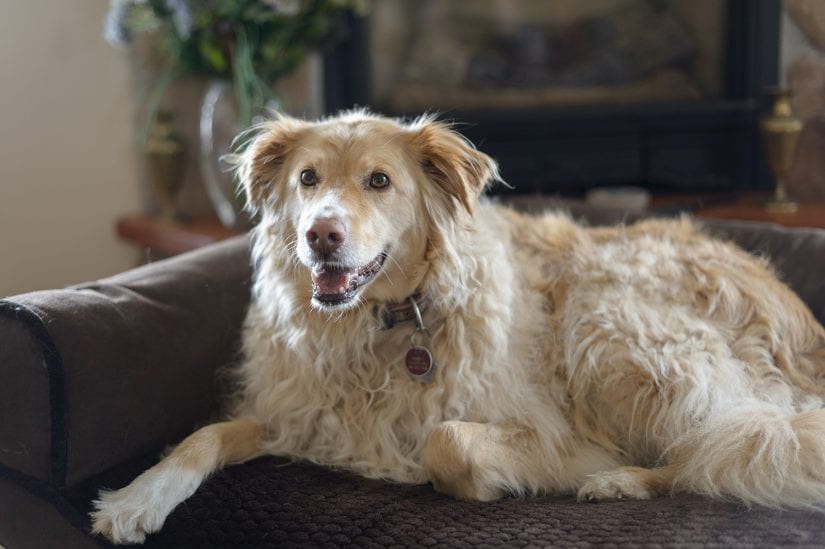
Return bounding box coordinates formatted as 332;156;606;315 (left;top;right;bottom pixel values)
759;89;802;213
145;111;186;223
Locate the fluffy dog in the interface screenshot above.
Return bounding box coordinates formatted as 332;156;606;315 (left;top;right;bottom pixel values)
92;111;825;544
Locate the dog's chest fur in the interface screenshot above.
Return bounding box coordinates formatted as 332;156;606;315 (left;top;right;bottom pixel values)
232;204;572;483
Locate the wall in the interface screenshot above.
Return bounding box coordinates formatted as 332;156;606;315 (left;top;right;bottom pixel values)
0;2;143;297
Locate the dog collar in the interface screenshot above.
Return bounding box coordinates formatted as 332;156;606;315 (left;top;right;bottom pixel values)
377;293;430;330
375;293;437;382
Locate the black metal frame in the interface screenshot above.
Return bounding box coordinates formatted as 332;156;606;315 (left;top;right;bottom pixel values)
324;0;780;195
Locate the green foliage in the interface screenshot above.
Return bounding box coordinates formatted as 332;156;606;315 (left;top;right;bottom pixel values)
105;0;365;129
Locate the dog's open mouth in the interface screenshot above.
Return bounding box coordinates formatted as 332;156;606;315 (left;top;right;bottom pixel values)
310;253;387;306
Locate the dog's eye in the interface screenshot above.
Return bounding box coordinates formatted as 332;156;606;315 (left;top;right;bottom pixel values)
300;169;318;187
368;172;391;190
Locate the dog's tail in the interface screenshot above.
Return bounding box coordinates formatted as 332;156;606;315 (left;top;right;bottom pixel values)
669;403;825;508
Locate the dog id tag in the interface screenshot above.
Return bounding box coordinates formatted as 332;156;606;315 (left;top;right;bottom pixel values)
406;297;436;383
406;345;434;379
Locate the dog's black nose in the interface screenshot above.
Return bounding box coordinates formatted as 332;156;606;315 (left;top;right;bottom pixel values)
306;218;346;254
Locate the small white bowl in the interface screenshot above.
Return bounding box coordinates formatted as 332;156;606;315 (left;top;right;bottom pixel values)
585;186;651;211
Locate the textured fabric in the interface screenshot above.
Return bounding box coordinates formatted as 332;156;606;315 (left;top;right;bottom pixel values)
66;456;825;547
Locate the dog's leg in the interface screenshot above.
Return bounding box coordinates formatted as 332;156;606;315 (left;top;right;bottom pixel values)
90;418;264;544
577;465;677;501
425;421;553;501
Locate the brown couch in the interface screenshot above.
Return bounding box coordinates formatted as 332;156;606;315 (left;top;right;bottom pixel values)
2;202;825;548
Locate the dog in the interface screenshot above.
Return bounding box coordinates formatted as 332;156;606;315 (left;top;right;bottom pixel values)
92;110;825;544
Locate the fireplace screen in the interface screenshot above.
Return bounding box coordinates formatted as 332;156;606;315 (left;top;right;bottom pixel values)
368;0;727;111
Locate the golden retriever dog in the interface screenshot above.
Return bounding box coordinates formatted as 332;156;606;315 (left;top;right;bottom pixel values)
92;111;825;543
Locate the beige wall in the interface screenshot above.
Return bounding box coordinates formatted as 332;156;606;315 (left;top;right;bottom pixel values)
0;1;142;297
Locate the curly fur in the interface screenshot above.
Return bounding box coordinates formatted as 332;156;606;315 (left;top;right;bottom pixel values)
92;111;825;544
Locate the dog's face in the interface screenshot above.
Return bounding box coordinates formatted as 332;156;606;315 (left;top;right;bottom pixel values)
237;111;498;311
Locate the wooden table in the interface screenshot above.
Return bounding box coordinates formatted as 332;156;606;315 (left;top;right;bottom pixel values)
116;215;244;257
645;192;825;229
689;193;825;229
117;193;825;256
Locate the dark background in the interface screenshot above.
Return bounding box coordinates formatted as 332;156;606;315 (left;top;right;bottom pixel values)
323;0;781;197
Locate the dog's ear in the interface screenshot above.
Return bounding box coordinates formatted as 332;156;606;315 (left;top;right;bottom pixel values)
231;114;308;213
409;118;501;213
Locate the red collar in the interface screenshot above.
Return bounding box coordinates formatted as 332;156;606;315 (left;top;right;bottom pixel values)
378;293;430;330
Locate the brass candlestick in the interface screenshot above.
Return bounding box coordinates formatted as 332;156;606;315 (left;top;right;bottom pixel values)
145;111;186;223
759;89;802;213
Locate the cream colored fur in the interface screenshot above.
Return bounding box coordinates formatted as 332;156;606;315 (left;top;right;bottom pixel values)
92;111;825;544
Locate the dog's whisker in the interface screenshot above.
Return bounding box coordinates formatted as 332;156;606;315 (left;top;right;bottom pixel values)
379;268;396;287
379;253;407;288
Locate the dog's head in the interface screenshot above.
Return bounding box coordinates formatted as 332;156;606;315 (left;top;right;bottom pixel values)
235;110;499;311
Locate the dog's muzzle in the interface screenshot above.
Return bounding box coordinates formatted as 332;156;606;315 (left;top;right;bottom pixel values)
310;253;387;307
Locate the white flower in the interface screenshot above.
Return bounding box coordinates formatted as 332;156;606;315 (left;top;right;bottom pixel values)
166;0;193;39
260;0;302;16
103;0;155;46
104;0;139;45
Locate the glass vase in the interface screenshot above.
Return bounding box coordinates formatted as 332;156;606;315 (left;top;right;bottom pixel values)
199;79;251;230
198;57;322;229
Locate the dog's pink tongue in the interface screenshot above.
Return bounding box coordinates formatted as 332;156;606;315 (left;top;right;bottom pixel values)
312;268;352;294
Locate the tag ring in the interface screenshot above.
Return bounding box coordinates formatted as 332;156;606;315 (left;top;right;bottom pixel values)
408;296;426;331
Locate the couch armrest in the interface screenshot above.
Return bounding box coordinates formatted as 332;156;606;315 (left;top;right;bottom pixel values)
0;235;252;488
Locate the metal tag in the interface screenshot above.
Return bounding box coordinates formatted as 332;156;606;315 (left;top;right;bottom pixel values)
405;345;434;379
406;296;436;383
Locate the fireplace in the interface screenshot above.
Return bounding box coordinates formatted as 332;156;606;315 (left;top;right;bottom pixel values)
324;0;780;196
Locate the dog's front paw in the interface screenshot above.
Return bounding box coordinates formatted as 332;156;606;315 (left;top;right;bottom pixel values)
577;469;653;502
90;485;167;544
90;467;201;544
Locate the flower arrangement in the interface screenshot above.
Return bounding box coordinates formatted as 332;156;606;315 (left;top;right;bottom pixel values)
105;0;366;134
